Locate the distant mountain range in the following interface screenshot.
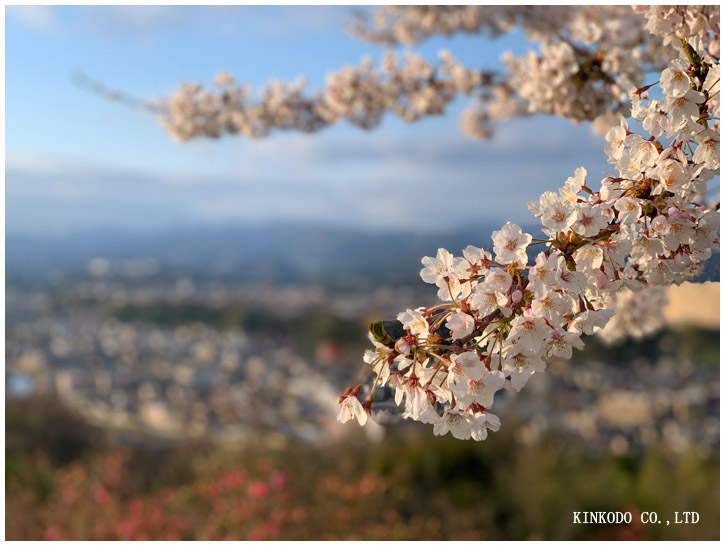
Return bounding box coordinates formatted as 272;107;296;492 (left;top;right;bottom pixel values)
6;222;720;286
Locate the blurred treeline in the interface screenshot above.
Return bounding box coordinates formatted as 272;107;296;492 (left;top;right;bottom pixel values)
111;302;365;357
108;301;721;366
6;395;719;540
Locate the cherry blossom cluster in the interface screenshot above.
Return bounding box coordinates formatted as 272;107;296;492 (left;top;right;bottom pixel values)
350;6;677;138
347;5;576;46
160;52;491;141
633;4;720;55
596;285;669;344
338;26;720;440
155;6;714;142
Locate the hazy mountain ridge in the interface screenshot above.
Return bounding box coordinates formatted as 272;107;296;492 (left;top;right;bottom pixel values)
7;222;719;285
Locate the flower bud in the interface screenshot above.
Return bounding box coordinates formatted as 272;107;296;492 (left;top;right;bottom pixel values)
368;321;394;347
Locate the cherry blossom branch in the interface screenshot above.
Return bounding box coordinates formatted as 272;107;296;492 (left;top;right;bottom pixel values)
338;7;721;441
81;7;721;142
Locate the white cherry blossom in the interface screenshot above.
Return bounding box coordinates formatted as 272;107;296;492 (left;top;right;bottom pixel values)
397;308;430;340
502;348;546;392
456;369;506;409
337;395;368;426
492;223;532;265
446;311;475;340
446;351;485;393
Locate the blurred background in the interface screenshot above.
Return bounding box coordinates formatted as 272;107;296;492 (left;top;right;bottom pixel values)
5;6;720;540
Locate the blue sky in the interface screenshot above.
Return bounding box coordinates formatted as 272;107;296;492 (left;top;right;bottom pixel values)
6;5;611;235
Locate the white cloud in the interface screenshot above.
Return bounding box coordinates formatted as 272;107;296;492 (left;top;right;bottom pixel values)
78;6;188;35
5;153;79;177
248;6;352;35
6;111;613;235
8;6;57;32
66;6;350;39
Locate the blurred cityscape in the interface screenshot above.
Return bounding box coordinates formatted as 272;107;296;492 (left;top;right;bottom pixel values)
5;224;720;540
7;273;415;446
6;226;720;453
